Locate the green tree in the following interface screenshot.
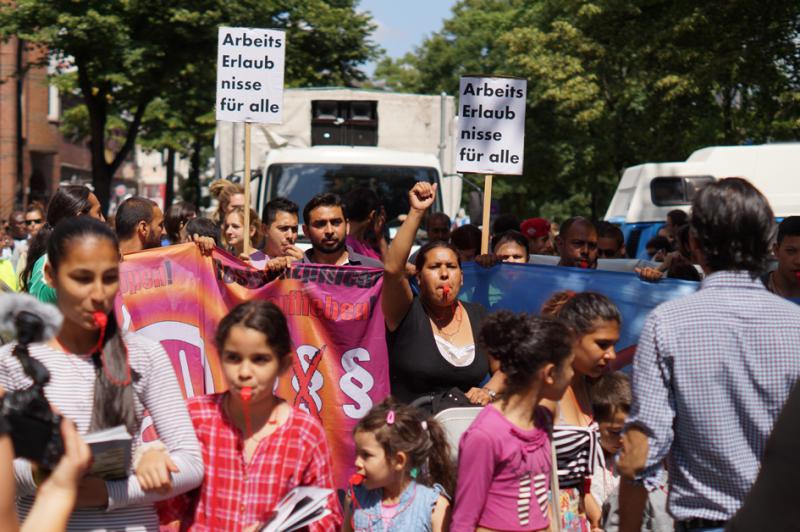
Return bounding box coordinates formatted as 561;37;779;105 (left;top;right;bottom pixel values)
0;0;377;213
503;0;800;218
376;0;800;221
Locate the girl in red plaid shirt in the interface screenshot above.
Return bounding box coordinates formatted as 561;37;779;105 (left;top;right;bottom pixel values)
158;301;341;531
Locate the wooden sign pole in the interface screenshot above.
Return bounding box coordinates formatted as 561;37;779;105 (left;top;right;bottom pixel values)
243;121;252;256
480;174;493;254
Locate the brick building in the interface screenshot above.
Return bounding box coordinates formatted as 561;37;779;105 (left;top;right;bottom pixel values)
0;37;92;219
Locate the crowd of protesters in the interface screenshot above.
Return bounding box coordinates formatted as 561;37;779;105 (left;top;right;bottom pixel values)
0;174;798;532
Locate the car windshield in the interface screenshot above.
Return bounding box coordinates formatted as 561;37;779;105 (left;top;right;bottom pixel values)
268;163;441;226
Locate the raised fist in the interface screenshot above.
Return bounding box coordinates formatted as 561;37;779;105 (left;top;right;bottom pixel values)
409;182;437;212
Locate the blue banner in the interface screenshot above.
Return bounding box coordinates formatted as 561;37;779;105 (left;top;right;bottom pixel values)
459;262;700;368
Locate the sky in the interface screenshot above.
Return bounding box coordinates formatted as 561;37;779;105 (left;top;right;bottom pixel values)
359;0;458;76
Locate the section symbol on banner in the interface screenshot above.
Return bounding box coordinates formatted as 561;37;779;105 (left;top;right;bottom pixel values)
292;344;326;418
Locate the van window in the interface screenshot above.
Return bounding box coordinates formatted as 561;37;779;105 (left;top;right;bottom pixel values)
625;228;642;259
650;176;714;206
267;163;440;225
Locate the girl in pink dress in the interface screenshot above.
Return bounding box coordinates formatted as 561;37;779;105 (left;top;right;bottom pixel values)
452;311;577;532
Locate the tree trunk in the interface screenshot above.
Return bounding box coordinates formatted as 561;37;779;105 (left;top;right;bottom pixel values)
165;147;175;208
78;61;114;215
92;163;113;216
76;58;151;215
187;139;202;207
88;113;112;215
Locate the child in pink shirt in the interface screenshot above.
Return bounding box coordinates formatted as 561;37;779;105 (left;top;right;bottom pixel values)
452;311;577;532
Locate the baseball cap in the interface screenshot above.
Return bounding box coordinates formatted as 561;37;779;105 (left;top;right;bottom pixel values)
520;217;550;238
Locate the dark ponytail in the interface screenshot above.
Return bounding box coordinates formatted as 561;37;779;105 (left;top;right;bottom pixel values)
355;397;456;496
479;310;575;397
423;414;455;497
21;186;94;291
48;216;139;434
89;311;139;433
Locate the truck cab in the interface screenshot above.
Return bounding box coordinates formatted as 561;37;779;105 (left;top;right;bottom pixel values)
605;143;800;259
252;146;452;236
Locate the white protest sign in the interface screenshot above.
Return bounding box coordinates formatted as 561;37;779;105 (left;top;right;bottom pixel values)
216;27;286;123
455;76;527;175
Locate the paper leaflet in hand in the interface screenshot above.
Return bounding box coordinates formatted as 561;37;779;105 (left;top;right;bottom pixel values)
83;425;132;480
259;486;333;532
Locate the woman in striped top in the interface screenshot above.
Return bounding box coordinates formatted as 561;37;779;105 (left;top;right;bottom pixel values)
541;292;621;532
452;311;577;532
0;217;203;531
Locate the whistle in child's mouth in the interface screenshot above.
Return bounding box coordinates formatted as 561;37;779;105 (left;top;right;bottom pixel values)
93;311;108;329
240;386;253;402
350;473;365;485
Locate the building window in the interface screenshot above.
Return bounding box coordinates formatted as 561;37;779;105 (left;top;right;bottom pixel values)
47;84;61;122
47;55;62;122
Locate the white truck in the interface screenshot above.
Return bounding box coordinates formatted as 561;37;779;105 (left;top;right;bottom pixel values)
215;87;463;227
604;143;800;258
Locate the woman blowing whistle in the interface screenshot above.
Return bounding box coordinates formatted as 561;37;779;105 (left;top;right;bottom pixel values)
382;182;503;409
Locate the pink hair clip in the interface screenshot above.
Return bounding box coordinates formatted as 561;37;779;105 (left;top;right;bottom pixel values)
386;410;395;425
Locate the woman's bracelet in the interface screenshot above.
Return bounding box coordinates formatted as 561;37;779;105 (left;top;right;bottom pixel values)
482;387;497;401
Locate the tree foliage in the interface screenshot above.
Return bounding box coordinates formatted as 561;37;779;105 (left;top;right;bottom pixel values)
0;0;378;212
375;0;800;221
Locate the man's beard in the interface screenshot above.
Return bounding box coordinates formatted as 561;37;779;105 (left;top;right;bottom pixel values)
314;237;346;255
144;230;162;249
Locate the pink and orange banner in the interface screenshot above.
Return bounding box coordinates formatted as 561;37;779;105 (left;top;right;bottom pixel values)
117;244;389;487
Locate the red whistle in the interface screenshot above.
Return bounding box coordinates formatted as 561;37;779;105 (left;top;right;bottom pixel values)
92;312;108;355
240;386;253;402
350;473;365;486
442;285;451;300
91;311;133;386
579;260;589;269
93;311;108;329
